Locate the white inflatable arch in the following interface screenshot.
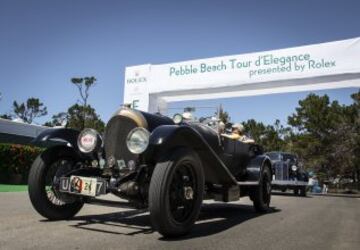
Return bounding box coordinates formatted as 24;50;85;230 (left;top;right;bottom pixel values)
124;37;360;113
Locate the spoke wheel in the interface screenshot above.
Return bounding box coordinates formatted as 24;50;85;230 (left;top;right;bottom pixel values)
149;148;204;237
262;174;271;205
44;159;77;206
28;146;84;220
251;163;272;213
168;162;197;223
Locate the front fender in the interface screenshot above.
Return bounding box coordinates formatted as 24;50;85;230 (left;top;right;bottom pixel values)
245;155;272;182
32;128;80;148
145;125;237;186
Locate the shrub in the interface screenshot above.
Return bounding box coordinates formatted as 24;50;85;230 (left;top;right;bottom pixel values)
0;144;43;184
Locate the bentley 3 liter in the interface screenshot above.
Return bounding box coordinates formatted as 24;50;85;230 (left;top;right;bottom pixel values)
28;108;272;237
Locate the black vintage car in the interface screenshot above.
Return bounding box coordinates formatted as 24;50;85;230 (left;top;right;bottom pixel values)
28;108;272;237
266;152;309;196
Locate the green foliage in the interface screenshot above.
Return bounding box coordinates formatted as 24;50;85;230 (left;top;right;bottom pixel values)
67;104;105;132
0;114;11;120
219;105;230;123
242;119;289;152
0;144;43;184
43;76;105;132
286;91;359;181
43;112;68;127
12;97;48;124
288;94;346;177
71;76;97;106
288;94;343;138
69;76;104;131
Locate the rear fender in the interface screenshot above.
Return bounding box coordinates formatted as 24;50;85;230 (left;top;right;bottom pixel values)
145;125;237;186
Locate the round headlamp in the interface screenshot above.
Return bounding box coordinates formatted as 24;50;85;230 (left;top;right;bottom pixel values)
173;113;183;124
126;127;150;154
77;128;100;153
291;165;298;172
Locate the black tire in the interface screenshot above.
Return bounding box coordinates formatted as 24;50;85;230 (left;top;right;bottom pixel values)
281;188;287;193
149;148;204;237
293;188;299;195
299;186;307;197
28;146;84;220
250;164;272;213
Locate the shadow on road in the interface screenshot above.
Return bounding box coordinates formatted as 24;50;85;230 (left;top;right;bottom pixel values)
69;208;153;236
271;192;313;198
162;203;280;240
67;203;280;239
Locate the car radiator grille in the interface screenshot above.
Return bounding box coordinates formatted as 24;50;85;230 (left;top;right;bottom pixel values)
275;163;289;180
104;115;138;166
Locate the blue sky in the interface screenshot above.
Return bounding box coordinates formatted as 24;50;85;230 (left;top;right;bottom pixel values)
0;0;359;126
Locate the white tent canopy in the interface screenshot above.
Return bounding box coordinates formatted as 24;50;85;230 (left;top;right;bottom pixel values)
124;37;360;113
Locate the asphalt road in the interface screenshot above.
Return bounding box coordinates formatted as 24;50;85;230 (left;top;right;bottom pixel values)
0;192;359;250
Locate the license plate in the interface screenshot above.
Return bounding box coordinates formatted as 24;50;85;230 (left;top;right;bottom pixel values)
59;176;106;197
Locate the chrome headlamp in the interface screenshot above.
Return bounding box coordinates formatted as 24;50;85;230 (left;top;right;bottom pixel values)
291;165;298;172
173;113;183;124
126;127;150;154
77;128;101;153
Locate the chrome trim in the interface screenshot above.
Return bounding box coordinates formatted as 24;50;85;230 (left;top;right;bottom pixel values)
112;107;148;128
272;180;308;186
237;181;259;186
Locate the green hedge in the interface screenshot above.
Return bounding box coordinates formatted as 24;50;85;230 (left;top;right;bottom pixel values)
0;144;43;184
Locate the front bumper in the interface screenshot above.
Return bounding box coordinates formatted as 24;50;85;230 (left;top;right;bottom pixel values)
272;180;309;186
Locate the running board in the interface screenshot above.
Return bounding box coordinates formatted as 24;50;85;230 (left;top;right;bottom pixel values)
237;181;259;186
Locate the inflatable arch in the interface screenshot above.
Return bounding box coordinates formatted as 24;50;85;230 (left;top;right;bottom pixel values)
124;37;360;113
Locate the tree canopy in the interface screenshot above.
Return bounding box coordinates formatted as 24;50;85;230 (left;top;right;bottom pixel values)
44;76;105;132
66;104;105;132
218;105;230;123
12;97;48;124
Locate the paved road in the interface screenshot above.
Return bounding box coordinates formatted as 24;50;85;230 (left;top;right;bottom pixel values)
0;192;359;250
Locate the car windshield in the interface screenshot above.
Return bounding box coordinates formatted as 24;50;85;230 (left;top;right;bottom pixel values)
267;152;281;161
283;154;297;164
167;106;218;120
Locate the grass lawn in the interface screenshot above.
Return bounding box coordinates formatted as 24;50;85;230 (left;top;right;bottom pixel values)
0;184;28;192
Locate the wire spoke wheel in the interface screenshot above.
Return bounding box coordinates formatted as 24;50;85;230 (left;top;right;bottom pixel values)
251;164;272;213
28;146;84;220
149;148;204;237
262;174;271;205
168;162;197;223
44;159;75;206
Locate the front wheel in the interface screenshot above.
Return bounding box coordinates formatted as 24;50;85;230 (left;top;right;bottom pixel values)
28;146;84;220
299;186;307;197
293;188;299;195
250;164;272;213
149;148;204;237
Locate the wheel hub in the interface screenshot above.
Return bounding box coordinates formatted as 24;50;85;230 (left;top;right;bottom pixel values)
266;181;271;194
184;186;194;200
